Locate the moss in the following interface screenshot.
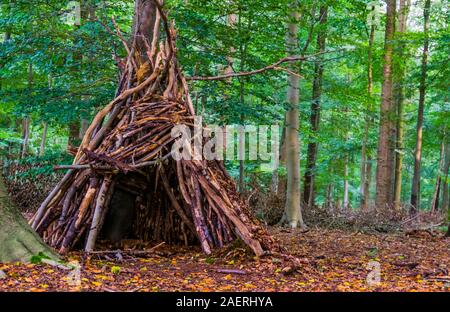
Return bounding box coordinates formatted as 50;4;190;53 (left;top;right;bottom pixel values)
0;173;58;263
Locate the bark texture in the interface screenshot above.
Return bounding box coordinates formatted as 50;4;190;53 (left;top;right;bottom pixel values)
282;3;305;229
303;6;327;209
393;0;411;211
410;0;431;214
375;0;396;210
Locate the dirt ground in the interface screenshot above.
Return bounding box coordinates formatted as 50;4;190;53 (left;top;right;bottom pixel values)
1;228;449;292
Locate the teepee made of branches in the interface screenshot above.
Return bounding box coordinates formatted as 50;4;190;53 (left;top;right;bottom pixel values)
30;2;275;257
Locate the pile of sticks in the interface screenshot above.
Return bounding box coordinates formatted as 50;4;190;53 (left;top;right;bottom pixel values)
30;4;275;256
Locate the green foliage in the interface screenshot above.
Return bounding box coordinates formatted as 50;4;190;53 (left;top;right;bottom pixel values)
30;252;52;264
8;151;72;179
0;0;448;212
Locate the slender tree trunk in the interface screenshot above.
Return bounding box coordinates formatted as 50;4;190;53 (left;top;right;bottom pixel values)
20;118;30;159
20;62;33;159
375;0;396;210
39;74;53;157
39;122;48;157
271;121;281;194
281;3;305;229
274;119;287;195
80;118;89;139
68;122;81;148
326;182;334;210
393;0;411;211
447;191;450;236
441;136;450;214
238;13;246;193
361;22;376;211
430;140;445;213
303;6;327;209
68;3;86;149
410;0;431;214
343;155;350;210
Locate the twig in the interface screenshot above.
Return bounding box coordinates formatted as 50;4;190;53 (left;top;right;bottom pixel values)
216;269;247;275
86;242;166;255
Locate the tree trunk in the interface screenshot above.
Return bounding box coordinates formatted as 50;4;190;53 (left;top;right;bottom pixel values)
430;139;445;213
20;62;33;159
0;172;56;262
393;0;411;211
39;122;48;157
80;118;89;139
68;3;87;150
441;137;450;214
39;75;52;157
20;118;30;159
68;122;81;148
271;121;281;194
274;119;287;195
281;3;305;229
343;155;350;210
375;0;396;210
303;6;327;209
133;0;158;64
326;182;334;211
361;19;376;211
410;0;431;214
238;12;246;193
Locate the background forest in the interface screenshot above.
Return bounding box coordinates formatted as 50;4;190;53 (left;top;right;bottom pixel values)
0;0;449;293
0;0;449;228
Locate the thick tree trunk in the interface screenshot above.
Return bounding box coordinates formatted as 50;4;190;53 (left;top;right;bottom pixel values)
410;0;430;214
303;6;327;209
281;4;305;229
133;0;158;64
393;0;411;211
0;173;56;262
375;0;396;210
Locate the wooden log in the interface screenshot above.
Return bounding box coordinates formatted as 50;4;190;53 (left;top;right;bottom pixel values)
75;176;99;229
197;175;264;256
85;176;114;252
159;166;196;235
31;169;75;229
188;174;212;254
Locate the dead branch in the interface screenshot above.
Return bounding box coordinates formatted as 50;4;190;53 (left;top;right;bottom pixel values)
187;50;343;81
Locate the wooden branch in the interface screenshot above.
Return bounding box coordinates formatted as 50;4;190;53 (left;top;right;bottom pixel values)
87;242;166;255
187;50;341;81
217;269;247;275
85;176;114;252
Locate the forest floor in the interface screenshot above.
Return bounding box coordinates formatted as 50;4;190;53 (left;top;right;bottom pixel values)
1;227;449;292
